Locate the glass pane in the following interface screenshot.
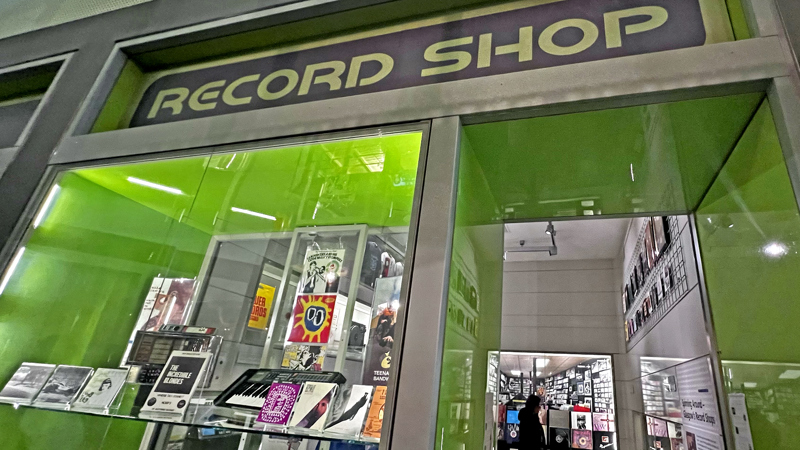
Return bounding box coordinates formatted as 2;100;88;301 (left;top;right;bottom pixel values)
0;129;423;449
697;100;800;450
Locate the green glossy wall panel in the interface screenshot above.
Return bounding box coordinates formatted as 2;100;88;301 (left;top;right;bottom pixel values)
436;131;503;450
0;172;211;449
697;101;800;448
463;94;763;221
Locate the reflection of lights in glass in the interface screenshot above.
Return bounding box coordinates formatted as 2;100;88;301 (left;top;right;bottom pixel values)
743;382;757;388
763;242;789;258
0;247;25;296
33;185;60;228
231;207;276;221
536;371;542;377
536;358;549;367
779;370;800;379
225;154;236;169
127;177;183;195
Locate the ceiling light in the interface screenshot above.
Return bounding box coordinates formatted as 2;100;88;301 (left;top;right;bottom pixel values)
536;358;550;367
0;247;25;296
545;222;556;236
743;382;757;388
231;207;276;221
763;242;789;258
127;177;183;195
536;371;542;377
779;370;800;379
33;185;60;229
510;370;521;376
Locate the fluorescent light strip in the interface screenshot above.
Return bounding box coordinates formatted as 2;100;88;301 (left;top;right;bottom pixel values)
127;177;183;195
33;185;60;228
231;207;276;221
0;247;25;296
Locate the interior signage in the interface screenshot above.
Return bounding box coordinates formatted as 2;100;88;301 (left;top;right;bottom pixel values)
133;0;711;127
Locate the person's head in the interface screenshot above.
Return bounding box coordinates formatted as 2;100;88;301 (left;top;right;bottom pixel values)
526;394;541;413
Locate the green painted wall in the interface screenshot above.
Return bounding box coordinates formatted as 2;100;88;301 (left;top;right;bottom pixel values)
0;172;211;449
436;131;504;450
697;101;800;449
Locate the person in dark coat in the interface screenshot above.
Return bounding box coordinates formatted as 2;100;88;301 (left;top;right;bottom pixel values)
517;395;545;449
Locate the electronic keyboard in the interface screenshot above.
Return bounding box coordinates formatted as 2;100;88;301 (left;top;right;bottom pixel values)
213;369;346;410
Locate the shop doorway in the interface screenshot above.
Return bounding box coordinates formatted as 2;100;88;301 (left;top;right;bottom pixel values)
436;92;800;450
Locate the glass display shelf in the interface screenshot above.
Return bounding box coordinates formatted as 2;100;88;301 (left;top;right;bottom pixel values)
0;382;379;445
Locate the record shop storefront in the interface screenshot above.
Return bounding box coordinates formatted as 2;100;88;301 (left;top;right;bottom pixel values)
1;0;800;449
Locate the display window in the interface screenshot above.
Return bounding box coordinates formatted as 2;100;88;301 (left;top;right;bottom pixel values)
0;126;425;446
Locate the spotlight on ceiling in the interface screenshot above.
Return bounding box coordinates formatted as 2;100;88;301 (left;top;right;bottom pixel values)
545;221;556;236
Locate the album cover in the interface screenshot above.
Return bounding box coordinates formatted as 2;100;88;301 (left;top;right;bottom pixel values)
652;216;669;257
123;277;164;363
73;368;129;409
647;416;669;437
667;420;682;439
592;413;615;432
141;351;211;416
647;436;672;449
583;380;591;396
670;438;685;450
282;344;326;371
0;363;56;404
571;411;592;430
325;385;373;435
685;431;697;450
644;219;656;269
567;369;576;379
362;277;401;386
362;385;387;438
592;431;616;450
288;382;337;430
299;249;345;294
578;384;585;395
145;278;195;331
33;365;93;405
549;409;570;429
550;427;571;448
288;294;337;343
257;383;301;425
572;430;593;449
248;283;276;329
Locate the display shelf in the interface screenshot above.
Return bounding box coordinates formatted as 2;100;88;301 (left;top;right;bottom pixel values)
0;385;380;445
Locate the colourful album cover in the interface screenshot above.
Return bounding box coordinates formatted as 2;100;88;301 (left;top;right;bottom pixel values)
647;415;669;437
73;368;129;409
288;294;337;343
326;385;373;435
362;385;387;438
592;413;615;432
592;431;616;450
248;283;276;329
145;278;195;331
257;383;301;426
572;430;592;449
299;249;345;295
549;427;571;448
281;344;326;371
34;365;93;405
571;411;592;430
288;382;337;430
0;363;56;404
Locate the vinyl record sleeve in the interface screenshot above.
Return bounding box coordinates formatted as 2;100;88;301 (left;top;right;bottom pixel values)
592;413;615;432
33;365;93;406
281;344;326;371
572;429;593;449
549;409;570;429
299;249;345;295
549;427;571;448
325;385;373;435
257;383;301;425
73;368;129;409
0;363;56;404
592;431;616;450
571;411;592;430
362;385;387;438
288;382;337;430
141;351;211;416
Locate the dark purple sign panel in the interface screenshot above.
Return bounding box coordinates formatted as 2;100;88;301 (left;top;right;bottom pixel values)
132;0;708;127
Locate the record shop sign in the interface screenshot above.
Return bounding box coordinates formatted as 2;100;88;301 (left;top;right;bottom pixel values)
133;0;715;127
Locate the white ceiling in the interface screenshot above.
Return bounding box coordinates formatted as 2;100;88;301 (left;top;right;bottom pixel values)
499;352;607;378
504;218;631;261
